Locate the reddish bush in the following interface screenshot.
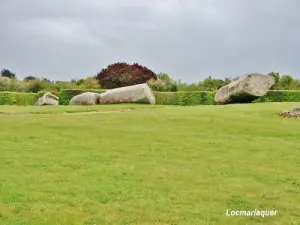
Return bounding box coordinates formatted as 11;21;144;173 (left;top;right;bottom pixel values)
96;62;157;89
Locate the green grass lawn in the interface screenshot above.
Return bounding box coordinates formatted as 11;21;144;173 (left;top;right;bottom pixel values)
0;103;299;225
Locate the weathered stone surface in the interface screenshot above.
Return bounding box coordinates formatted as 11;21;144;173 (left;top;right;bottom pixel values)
99;83;156;104
34;92;59;106
292;106;300;112
69;92;100;105
279;110;300;118
214;73;275;104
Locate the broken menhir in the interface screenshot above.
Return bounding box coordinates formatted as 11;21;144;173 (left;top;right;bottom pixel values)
215;73;275;104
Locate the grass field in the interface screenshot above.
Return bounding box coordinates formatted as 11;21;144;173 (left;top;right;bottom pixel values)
0;103;300;225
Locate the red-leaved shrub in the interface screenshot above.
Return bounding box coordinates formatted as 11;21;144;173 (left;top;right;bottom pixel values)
96;62;157;89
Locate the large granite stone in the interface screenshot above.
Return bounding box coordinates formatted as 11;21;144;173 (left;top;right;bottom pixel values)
69;92;100;105
292;106;300;112
99;83;156;104
215;73;275;104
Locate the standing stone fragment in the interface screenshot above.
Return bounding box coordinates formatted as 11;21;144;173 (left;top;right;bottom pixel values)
215;73;275;104
69;92;100;105
35;92;59;106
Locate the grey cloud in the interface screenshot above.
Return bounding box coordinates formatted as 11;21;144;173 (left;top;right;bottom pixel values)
1;0;300;82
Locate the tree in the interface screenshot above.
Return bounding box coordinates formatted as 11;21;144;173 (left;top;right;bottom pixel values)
77;77;101;89
27;80;45;93
155;72;178;91
147;73;178;92
268;72;280;90
96;62;157;89
224;77;231;85
55;80;78;90
42;77;52;83
1;69;16;79
24;76;37;81
279;75;293;90
157;73;172;82
198;76;227;91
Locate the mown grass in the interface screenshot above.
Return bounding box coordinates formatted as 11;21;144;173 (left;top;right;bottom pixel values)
0;103;300;225
0;104;162;115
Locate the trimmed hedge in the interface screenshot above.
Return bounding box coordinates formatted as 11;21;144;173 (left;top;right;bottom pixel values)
177;91;215;106
59;89;107;105
154;91;215;105
154;90;300;105
153;92;178;105
0;92;38;105
254;90;300;102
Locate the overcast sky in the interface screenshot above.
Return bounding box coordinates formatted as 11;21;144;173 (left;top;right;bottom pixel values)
1;0;300;82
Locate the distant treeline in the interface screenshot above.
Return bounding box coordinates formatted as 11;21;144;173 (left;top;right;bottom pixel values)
177;72;300;91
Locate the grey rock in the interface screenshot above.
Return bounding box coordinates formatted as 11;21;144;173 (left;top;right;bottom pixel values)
99;83;156;104
69;92;100;105
279;110;300;118
215;73;275;104
292;106;300;112
34;92;59;106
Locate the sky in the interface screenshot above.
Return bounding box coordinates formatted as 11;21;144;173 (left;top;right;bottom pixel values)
1;0;300;82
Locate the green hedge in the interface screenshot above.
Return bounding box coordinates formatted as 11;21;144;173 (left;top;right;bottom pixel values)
154;91;215;105
0;92;38;105
177;91;215;105
153;92;178;105
154;90;300;105
254;90;300;102
59;89;107;105
174;90;300;104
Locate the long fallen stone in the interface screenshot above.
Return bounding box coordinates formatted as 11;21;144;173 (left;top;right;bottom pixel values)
214;73;275;104
99;83;156;104
69;92;100;105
